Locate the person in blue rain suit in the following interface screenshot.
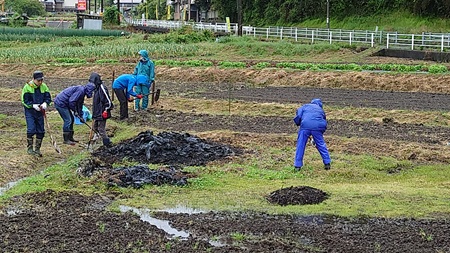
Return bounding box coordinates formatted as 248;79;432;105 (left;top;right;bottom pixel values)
112;74;146;120
293;98;331;171
54;82;95;145
21;71;52;157
133;50;155;111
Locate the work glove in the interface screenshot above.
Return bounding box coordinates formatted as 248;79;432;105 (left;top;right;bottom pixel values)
33;104;41;111
102;111;108;119
136;94;143;99
40;102;47;110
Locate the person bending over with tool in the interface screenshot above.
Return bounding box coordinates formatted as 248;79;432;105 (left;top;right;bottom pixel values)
90;72;114;147
133;49;155;111
293;98;331;172
112;74;147;120
54;82;95;145
21;71;52;157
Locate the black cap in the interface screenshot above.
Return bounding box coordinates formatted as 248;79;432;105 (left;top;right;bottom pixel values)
33;71;44;81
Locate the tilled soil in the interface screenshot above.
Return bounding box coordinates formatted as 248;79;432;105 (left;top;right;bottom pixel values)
1;190;449;253
2;72;450;252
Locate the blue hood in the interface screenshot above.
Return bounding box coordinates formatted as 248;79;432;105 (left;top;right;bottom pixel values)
311;98;323;108
85;83;95;98
136;75;149;86
138;50;149;62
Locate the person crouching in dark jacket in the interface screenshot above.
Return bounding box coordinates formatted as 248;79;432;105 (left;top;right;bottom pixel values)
293;98;331;171
54;82;95;145
90;72;114;147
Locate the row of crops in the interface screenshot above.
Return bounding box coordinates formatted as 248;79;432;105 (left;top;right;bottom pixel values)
154;59;448;73
43;58;450;74
0;43;202;62
0;27;127;39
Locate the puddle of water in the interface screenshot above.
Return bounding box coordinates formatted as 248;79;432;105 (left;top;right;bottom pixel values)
119;205;190;238
120;205;227;247
0;180;20;197
160;205;206;214
208;239;227;247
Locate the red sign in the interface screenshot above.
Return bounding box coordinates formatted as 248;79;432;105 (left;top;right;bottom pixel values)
78;0;86;11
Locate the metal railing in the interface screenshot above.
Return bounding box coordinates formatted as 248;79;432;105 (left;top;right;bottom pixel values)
128;18;450;52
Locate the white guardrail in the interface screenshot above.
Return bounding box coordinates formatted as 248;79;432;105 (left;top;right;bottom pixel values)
129;18;450;52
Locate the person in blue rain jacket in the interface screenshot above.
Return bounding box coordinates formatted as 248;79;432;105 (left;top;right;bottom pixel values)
54;83;95;145
112;74;146;120
293;98;331;171
133;50;155;111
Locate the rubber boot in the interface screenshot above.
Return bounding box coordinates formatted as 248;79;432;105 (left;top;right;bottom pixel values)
34;138;43;157
27;137;34;155
69;131;79;143
102;138;112;148
63;132;76;145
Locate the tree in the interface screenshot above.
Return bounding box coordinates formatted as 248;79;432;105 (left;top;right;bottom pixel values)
6;0;45;16
195;0;211;16
103;5;119;25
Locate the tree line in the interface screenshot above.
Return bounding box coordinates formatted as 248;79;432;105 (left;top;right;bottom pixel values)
197;0;450;25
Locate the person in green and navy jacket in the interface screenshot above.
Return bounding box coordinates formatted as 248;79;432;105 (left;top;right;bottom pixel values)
21;71;52;157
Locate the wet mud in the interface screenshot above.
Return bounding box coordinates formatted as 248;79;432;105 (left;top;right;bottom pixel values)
1;190;449;253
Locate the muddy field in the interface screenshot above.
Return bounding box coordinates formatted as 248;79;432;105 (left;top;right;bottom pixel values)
1;66;450;252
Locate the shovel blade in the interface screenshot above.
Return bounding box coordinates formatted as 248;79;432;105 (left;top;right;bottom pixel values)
154;89;161;102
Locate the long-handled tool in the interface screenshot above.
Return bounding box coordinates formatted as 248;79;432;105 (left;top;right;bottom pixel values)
42;109;61;154
76;116;101;150
87;121;95;150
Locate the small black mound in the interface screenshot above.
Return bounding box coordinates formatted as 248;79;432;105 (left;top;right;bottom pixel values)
266;186;329;206
93;131;238;166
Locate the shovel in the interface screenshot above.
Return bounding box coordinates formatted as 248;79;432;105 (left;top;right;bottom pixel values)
42;109;62;154
75;115;100;150
144;88;160;104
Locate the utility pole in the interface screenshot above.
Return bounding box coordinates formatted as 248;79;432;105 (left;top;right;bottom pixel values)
158;0;160;20
326;0;330;29
237;0;242;36
117;0;120;25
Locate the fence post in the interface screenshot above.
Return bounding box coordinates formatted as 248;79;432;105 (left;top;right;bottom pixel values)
411;34;414;50
371;33;374;47
442;35;444;52
266;28;269;39
280;27;283;40
386;33;390;49
329;31;332;44
349;32;352;45
295;27;298;42
312;30;314;44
